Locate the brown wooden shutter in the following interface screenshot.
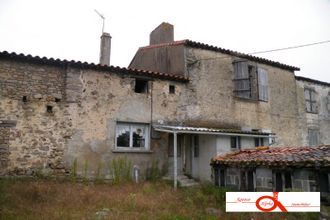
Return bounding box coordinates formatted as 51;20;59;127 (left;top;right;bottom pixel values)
234;61;251;98
257;67;268;101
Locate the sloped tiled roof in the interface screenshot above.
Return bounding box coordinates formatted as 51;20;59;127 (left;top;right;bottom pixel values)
211;145;330;168
139;40;300;71
295;76;330;87
0;51;189;83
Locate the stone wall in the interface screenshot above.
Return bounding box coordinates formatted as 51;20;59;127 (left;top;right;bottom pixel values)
296;79;330;145
0;59;68;175
183;47;301;146
0;58;186;178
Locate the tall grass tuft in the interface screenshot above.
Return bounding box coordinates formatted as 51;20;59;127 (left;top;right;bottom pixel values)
70;158;78;182
146;160;161;182
109;157;132;184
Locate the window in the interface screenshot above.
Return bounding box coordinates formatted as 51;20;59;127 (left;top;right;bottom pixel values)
193;135;199;157
134;79;148;93
254;137;264;147
304;88;317;113
230;136;241;150
308;129;319;146
233;61;268;101
116;122;149;149
168;133;181;157
169;85;175;94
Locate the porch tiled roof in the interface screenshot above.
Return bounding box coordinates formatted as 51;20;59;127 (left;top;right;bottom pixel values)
211;145;330;168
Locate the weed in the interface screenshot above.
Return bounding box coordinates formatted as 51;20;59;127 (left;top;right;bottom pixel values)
70;158;78;182
109;157;132;184
146;160;161;181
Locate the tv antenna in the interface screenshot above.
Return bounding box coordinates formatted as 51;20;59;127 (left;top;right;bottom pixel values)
94;9;105;33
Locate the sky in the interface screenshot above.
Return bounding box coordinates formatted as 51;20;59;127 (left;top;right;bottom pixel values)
0;0;329;82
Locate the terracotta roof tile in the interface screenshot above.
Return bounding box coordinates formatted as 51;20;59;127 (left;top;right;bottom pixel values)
211;145;330;168
139;40;300;71
0;51;189;83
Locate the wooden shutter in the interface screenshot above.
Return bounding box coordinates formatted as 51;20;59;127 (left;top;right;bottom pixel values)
234;61;251;98
257;67;268;101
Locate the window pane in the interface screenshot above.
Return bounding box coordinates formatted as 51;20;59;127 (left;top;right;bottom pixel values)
230;137;237;149
116;124;130;147
132;125;146;148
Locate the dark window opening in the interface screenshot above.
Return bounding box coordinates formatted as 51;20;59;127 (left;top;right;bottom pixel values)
135;79;148;93
230;136;241;150
275;172;283;191
46;105;53;113
169;85;175;94
284;172;292;189
22;96;27;102
55;98;61;102
319;173;330;193
254;138;264;147
193;135;199;157
247;171;254;191
220;169;225;187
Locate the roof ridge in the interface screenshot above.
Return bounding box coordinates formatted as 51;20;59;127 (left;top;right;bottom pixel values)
138;39;300;71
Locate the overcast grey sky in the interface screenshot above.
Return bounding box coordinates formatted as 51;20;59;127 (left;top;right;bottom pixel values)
0;0;329;82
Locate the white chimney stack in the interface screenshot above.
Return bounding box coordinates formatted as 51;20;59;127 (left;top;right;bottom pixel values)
99;32;111;66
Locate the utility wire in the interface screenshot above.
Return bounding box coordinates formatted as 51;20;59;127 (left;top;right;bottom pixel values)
196;39;330;62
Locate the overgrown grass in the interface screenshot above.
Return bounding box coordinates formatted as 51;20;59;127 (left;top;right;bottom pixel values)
0;178;327;220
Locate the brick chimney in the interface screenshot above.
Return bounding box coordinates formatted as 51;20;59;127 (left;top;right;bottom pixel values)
150;22;174;45
99;32;111;66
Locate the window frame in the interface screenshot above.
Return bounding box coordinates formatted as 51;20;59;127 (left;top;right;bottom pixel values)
115;122;150;150
308;128;319;146
230;136;241;150
304;88;317;113
233;60;268;102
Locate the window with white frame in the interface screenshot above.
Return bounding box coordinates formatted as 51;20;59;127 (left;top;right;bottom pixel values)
116;122;149;149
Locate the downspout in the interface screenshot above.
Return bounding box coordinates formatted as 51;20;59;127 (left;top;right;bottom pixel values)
174;131;178;190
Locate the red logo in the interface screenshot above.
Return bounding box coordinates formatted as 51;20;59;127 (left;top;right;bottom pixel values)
255;192;287;212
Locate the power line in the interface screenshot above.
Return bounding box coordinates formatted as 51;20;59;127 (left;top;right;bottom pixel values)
249;39;330;55
196;39;330;62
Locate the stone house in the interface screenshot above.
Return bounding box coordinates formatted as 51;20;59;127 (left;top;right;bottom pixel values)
0;22;329;188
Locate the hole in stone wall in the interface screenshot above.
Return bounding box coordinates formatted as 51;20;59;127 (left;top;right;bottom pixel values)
22;96;27;102
55;98;61;102
134;79;148;93
169;85;175;94
46;105;53;113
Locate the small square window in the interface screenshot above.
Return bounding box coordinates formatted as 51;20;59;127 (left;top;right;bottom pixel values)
169;85;175;94
46;105;53;113
22;96;27;102
135;79;148;93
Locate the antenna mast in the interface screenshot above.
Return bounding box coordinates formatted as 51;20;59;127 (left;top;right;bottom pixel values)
94;9;105;33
